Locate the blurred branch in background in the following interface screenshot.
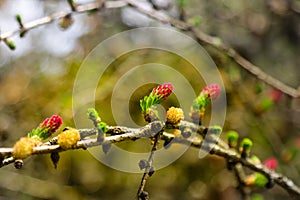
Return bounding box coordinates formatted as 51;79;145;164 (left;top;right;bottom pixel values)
125;0;300;98
0;0;132;42
0;0;299;98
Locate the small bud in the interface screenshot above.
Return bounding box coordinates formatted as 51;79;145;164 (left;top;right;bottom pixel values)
244;174;255;186
97;122;107;142
270;89;282;102
166;107;184;125
189;109;202;125
257;97;274;113
263;157;278;171
28;115;63;140
192;84;220;111
86;108;107;142
150;138;156;146
150;121;163;136
151;83;174;100
255;83;264;94
181;128;192;138
281;148;297;163
226;130;239;148
14;159;23;169
240;138;253;150
41;115;63;134
249;155;261;165
256;89;282;114
67;0;77;11
87;108;101;122
226;160;234;170
163;138;173;149
203;125;222;144
148;166;155;177
20;30;27;38
208;125;222;134
203;84;221;100
254;173;268;187
190;84;220;124
58;14;74;30
139;191;149;200
57;128;80;149
139;159;149;170
50;152;60;169
0;156;3;167
240;138;253;158
245;173;267;187
4;38;16;50
15;13;27;38
245;166;275;188
15;14;23;27
102;142;112;154
111;127;122;135
188;16;202;26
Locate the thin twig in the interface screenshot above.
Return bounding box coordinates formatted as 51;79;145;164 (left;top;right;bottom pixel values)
0;0;128;40
136;125;162;199
233;163;251;200
209;144;300;199
0;121;160;167
0;1;98;40
124;0;299;98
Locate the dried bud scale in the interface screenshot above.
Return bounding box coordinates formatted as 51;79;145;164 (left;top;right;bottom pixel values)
226;130;239;148
14;159;24;169
139;191;149;200
58;14;74;30
148;166;155;177
181;128;192;138
102;142;112;154
50;152;60;169
240;138;253;158
139;159;149;170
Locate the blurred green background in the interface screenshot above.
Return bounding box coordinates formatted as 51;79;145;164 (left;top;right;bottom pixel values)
0;0;300;199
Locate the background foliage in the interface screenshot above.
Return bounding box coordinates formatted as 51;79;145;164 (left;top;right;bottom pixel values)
0;0;299;199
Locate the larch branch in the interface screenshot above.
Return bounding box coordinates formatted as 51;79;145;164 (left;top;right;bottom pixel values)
0;121;299;198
